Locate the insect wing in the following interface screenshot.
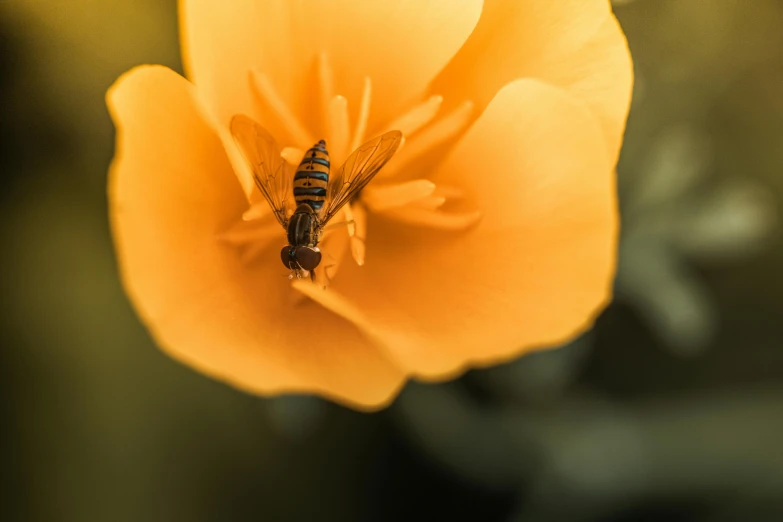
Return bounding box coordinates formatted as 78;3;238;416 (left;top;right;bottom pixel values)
230;114;293;228
320;130;403;225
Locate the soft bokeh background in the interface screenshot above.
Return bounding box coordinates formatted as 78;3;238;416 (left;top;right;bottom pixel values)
2;1;783;521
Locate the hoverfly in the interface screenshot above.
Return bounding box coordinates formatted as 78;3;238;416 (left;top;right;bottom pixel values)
230;115;402;281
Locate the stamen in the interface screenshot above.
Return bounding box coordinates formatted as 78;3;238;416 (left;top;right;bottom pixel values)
328;95;350;165
381;100;474;179
407;184;468;210
312;219;350;288
220;126;257;202
218;219;280;263
362;179;437;212
280;147;304;166
432;184;468;200
383;207;483;230
317;52;335;129
341;202;357;238
345;203;368;266
287;283;309;306
408;194;447;210
349;77;373;152
382;95;443;137
242;203;268;221
250;69;314;147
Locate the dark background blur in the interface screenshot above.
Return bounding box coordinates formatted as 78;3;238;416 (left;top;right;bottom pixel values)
2;1;783;521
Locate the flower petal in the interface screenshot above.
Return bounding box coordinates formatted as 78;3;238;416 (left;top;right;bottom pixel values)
432;0;633;162
180;0;482;136
299;79;617;377
107;65;404;409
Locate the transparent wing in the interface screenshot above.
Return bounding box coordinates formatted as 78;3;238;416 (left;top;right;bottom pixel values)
230;114;293;228
320;130;403;225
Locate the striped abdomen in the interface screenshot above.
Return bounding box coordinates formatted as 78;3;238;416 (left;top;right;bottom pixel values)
293;140;329;213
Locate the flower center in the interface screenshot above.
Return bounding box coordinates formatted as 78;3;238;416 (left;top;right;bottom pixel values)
224;53;482;287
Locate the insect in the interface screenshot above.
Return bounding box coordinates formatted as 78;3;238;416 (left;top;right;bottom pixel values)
230;114;402;281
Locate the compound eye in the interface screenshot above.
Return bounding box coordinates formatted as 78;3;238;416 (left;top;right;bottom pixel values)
294;246;322;271
280;246;296;269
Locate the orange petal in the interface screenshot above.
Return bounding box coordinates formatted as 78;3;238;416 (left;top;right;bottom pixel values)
107;65;404;409
180;0;482;134
432;0;633;163
300;79;617;378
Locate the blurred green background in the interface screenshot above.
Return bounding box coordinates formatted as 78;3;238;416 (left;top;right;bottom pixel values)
2;1;783;521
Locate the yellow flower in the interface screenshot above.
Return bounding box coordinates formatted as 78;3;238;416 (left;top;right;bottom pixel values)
107;0;633;410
